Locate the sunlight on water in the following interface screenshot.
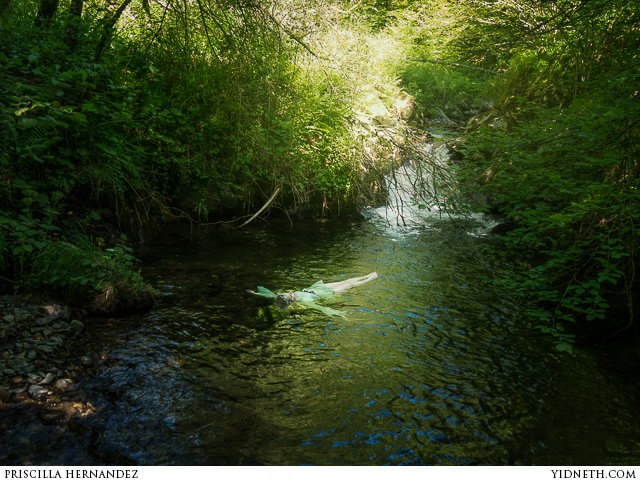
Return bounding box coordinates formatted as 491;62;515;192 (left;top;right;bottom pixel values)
364;142;499;238
14;215;638;465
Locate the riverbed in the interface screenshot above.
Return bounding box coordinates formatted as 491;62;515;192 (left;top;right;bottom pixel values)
2;214;639;465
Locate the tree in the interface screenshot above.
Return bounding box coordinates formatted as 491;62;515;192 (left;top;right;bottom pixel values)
0;0;11;18
70;0;83;17
94;0;134;62
35;0;59;26
452;0;640;343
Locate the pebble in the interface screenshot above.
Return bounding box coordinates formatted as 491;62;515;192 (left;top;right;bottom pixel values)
48;336;64;346
34;360;47;369
7;358;24;370
13;309;34;323
1;296;88;406
80;355;93;366
54;378;72;392
28;384;48;401
40;305;62;316
70;319;84;333
12;390;29;401
39;408;67;424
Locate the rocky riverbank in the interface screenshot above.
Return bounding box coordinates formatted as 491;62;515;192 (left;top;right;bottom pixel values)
0;295;97;422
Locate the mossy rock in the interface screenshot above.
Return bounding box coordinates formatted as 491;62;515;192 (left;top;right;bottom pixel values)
89;283;158;316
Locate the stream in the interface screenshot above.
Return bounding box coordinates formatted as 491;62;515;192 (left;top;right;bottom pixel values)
3;211;640;465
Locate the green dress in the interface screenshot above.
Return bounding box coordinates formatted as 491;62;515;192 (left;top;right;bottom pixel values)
251;281;346;317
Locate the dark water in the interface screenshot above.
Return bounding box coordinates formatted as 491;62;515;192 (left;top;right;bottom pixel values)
5;215;640;465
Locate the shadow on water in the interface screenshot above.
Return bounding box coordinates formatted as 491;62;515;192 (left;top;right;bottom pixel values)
3;216;640;465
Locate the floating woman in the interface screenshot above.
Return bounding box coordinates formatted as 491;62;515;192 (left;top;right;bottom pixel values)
248;272;379;317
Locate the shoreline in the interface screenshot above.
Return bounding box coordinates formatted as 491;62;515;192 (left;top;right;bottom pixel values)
0;295;97;422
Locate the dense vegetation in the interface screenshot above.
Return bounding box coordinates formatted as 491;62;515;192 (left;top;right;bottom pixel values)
1;0;638;346
442;0;640;348
0;0;409;309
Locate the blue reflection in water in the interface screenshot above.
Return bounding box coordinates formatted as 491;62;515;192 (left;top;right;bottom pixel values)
27;217;639;466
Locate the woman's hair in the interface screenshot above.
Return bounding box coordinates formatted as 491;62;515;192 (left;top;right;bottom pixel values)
275;292;296;308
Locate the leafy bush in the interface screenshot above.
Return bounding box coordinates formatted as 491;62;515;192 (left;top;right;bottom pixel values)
452;0;640;346
1;0;415;297
29;235;156;313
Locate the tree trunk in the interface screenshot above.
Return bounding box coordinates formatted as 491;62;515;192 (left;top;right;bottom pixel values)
35;0;59;26
65;0;84;47
70;0;83;17
94;0;133;62
0;0;11;18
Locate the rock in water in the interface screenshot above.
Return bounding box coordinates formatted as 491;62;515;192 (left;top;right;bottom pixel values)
28;384;48;401
70;319;84;333
80;355;93;366
54;378;73;392
89;284;156;316
0;386;10;403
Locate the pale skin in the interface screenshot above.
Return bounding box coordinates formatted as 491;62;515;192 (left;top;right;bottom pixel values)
321;271;379;293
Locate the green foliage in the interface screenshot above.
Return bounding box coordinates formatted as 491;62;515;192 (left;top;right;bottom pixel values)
2;0;636;347
0;212;59;274
30;235;137;291
452;0;640;346
1;0;411;295
0;14;152;293
402;61;488;122
28;234;152;304
354;0;419;30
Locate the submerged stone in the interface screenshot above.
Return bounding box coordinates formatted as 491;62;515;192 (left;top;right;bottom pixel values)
54;378;72;392
27;384;48;401
89;284;157;316
80;355;94;366
70;319;84;333
35;317;52;326
0;386;10;402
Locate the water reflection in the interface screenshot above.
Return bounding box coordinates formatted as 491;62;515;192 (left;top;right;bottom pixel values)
9;216;638;465
125;218;541;464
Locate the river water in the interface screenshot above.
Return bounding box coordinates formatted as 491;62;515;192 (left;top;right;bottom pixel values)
12;209;638;465
3;211;640;465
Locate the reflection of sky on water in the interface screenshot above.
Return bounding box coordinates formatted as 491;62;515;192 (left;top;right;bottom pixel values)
11;215;635;465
